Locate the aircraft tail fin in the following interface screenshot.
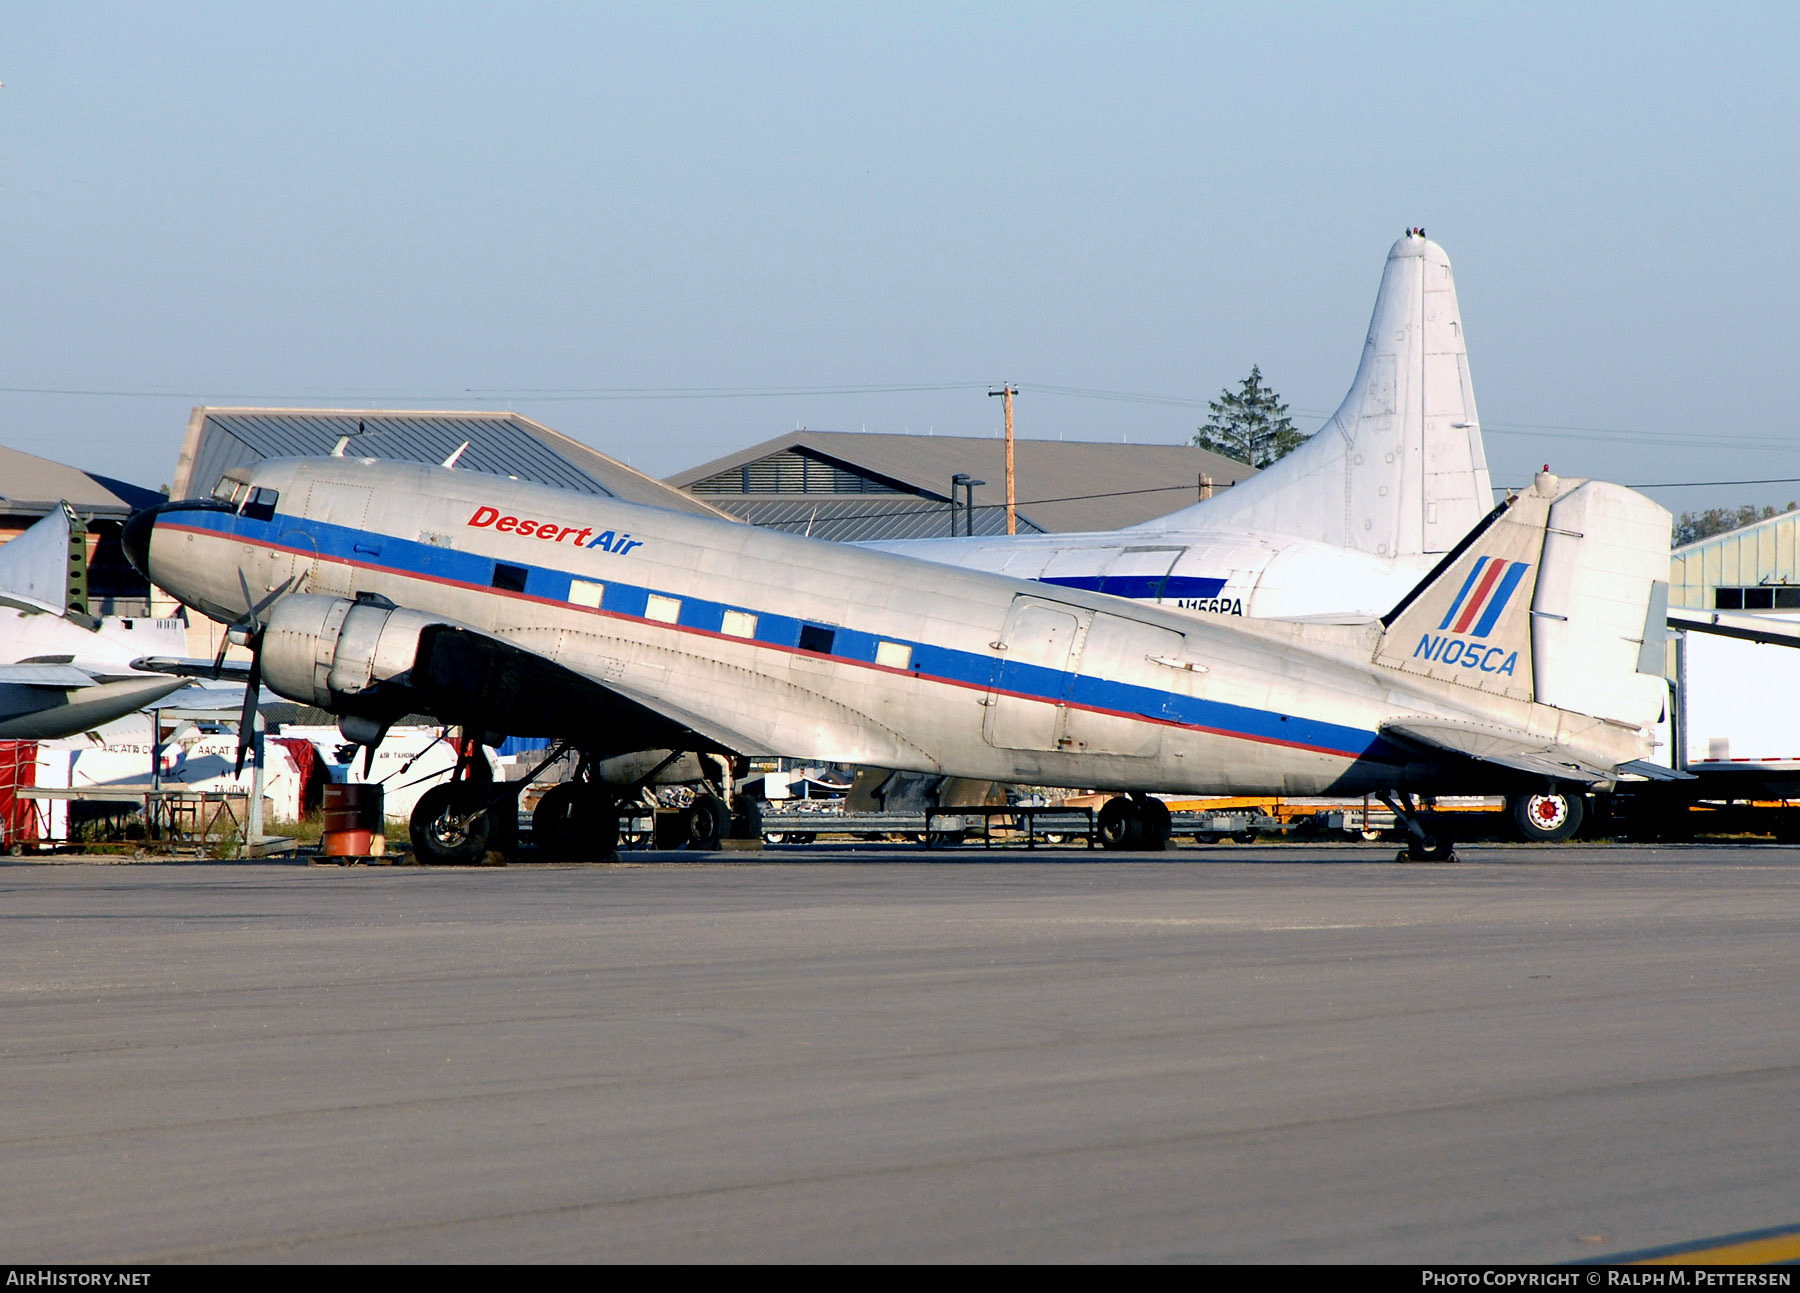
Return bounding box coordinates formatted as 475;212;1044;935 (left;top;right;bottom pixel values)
0;503;92;623
1373;471;1671;730
1133;230;1492;557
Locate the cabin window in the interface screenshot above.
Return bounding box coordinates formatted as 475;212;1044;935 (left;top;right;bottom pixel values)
875;641;912;670
211;477;251;507
568;580;605;609
798;625;836;655
645;594;681;624
492;563;528;593
721;610;757;638
241;487;278;521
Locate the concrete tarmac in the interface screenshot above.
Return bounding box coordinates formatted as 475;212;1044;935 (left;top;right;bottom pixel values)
3;843;1798;1263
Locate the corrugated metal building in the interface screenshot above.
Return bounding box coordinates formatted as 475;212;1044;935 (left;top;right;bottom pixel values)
1670;509;1800;611
665;431;1256;541
172;408;728;518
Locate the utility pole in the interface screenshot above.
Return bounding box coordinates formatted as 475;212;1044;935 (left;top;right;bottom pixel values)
988;384;1017;535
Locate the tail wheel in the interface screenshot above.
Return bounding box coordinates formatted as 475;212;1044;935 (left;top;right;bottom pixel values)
1509;791;1585;843
411;783;493;866
1404;816;1457;862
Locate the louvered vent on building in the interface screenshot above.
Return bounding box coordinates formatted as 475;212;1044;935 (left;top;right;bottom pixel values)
690;449;903;495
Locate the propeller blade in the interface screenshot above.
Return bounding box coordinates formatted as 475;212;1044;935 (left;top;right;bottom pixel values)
233;635;263;777
234;571;294;635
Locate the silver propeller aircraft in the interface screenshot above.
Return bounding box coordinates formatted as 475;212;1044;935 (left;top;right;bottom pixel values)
123;442;1681;863
867;230;1493;623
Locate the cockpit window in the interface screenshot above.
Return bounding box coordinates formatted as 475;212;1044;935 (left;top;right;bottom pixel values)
210;476;252;508
241;487;279;521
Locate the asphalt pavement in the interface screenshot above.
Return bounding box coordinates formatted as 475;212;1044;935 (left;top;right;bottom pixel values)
4;843;1797;1262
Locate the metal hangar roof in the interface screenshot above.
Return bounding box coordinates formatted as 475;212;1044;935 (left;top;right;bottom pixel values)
666;430;1256;540
172;408;729;519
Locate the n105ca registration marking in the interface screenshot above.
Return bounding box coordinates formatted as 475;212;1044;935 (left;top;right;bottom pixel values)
1412;633;1518;675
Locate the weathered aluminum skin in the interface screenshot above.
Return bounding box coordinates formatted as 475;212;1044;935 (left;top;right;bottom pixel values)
137;456;1661;799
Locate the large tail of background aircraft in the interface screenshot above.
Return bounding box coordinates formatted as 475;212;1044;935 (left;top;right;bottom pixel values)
1132;229;1493;558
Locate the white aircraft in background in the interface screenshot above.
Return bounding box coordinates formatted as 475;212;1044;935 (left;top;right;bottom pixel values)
867;229;1493;624
0;506;189;738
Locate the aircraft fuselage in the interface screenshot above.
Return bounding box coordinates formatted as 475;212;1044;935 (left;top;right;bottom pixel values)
134;458;1642;799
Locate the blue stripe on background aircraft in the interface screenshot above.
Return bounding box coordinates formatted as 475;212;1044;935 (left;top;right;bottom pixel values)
122;428;1682;862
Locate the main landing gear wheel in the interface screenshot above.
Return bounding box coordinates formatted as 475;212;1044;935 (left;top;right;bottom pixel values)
411;783;493;866
1509;791;1585;843
685;793;730;850
1097;797;1138;850
532;783;619;860
1097;796;1172;851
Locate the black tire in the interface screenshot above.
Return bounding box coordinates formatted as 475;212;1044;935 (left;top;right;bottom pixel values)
533;783;619;860
1134;797;1172;852
532;783;579;856
1509;791;1585;843
411;783;492;866
1404;814;1456;862
1097;797;1138;850
925;828;966;847
686;794;729;850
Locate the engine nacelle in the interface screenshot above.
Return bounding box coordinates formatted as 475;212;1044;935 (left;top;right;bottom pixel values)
260;594;451;712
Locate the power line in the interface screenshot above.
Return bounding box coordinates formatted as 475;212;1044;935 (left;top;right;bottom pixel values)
5;378;1796;454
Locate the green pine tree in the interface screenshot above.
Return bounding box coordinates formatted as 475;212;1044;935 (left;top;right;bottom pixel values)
1192;365;1308;468
1673;502;1797;547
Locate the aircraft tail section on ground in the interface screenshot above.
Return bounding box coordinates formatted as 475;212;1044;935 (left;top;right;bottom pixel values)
1375;471;1671;731
1131;230;1491;559
0;505;87;620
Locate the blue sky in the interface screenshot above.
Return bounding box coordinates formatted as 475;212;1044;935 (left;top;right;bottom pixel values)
3;3;1796;514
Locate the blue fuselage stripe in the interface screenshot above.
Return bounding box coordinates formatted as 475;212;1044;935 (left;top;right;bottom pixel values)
1038;574;1228;600
168;510;1394;761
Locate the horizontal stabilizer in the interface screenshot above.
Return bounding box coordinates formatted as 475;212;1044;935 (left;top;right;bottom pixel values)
1380;716;1615;784
1668;608;1800;648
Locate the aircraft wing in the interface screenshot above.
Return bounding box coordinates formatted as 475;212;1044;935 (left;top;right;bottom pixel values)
406;624;777;758
1379;716;1622;785
1667;607;1800;648
132;656;257;682
0;662;103;687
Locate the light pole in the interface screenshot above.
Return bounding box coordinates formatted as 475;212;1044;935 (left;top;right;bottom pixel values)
951;474;985;536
